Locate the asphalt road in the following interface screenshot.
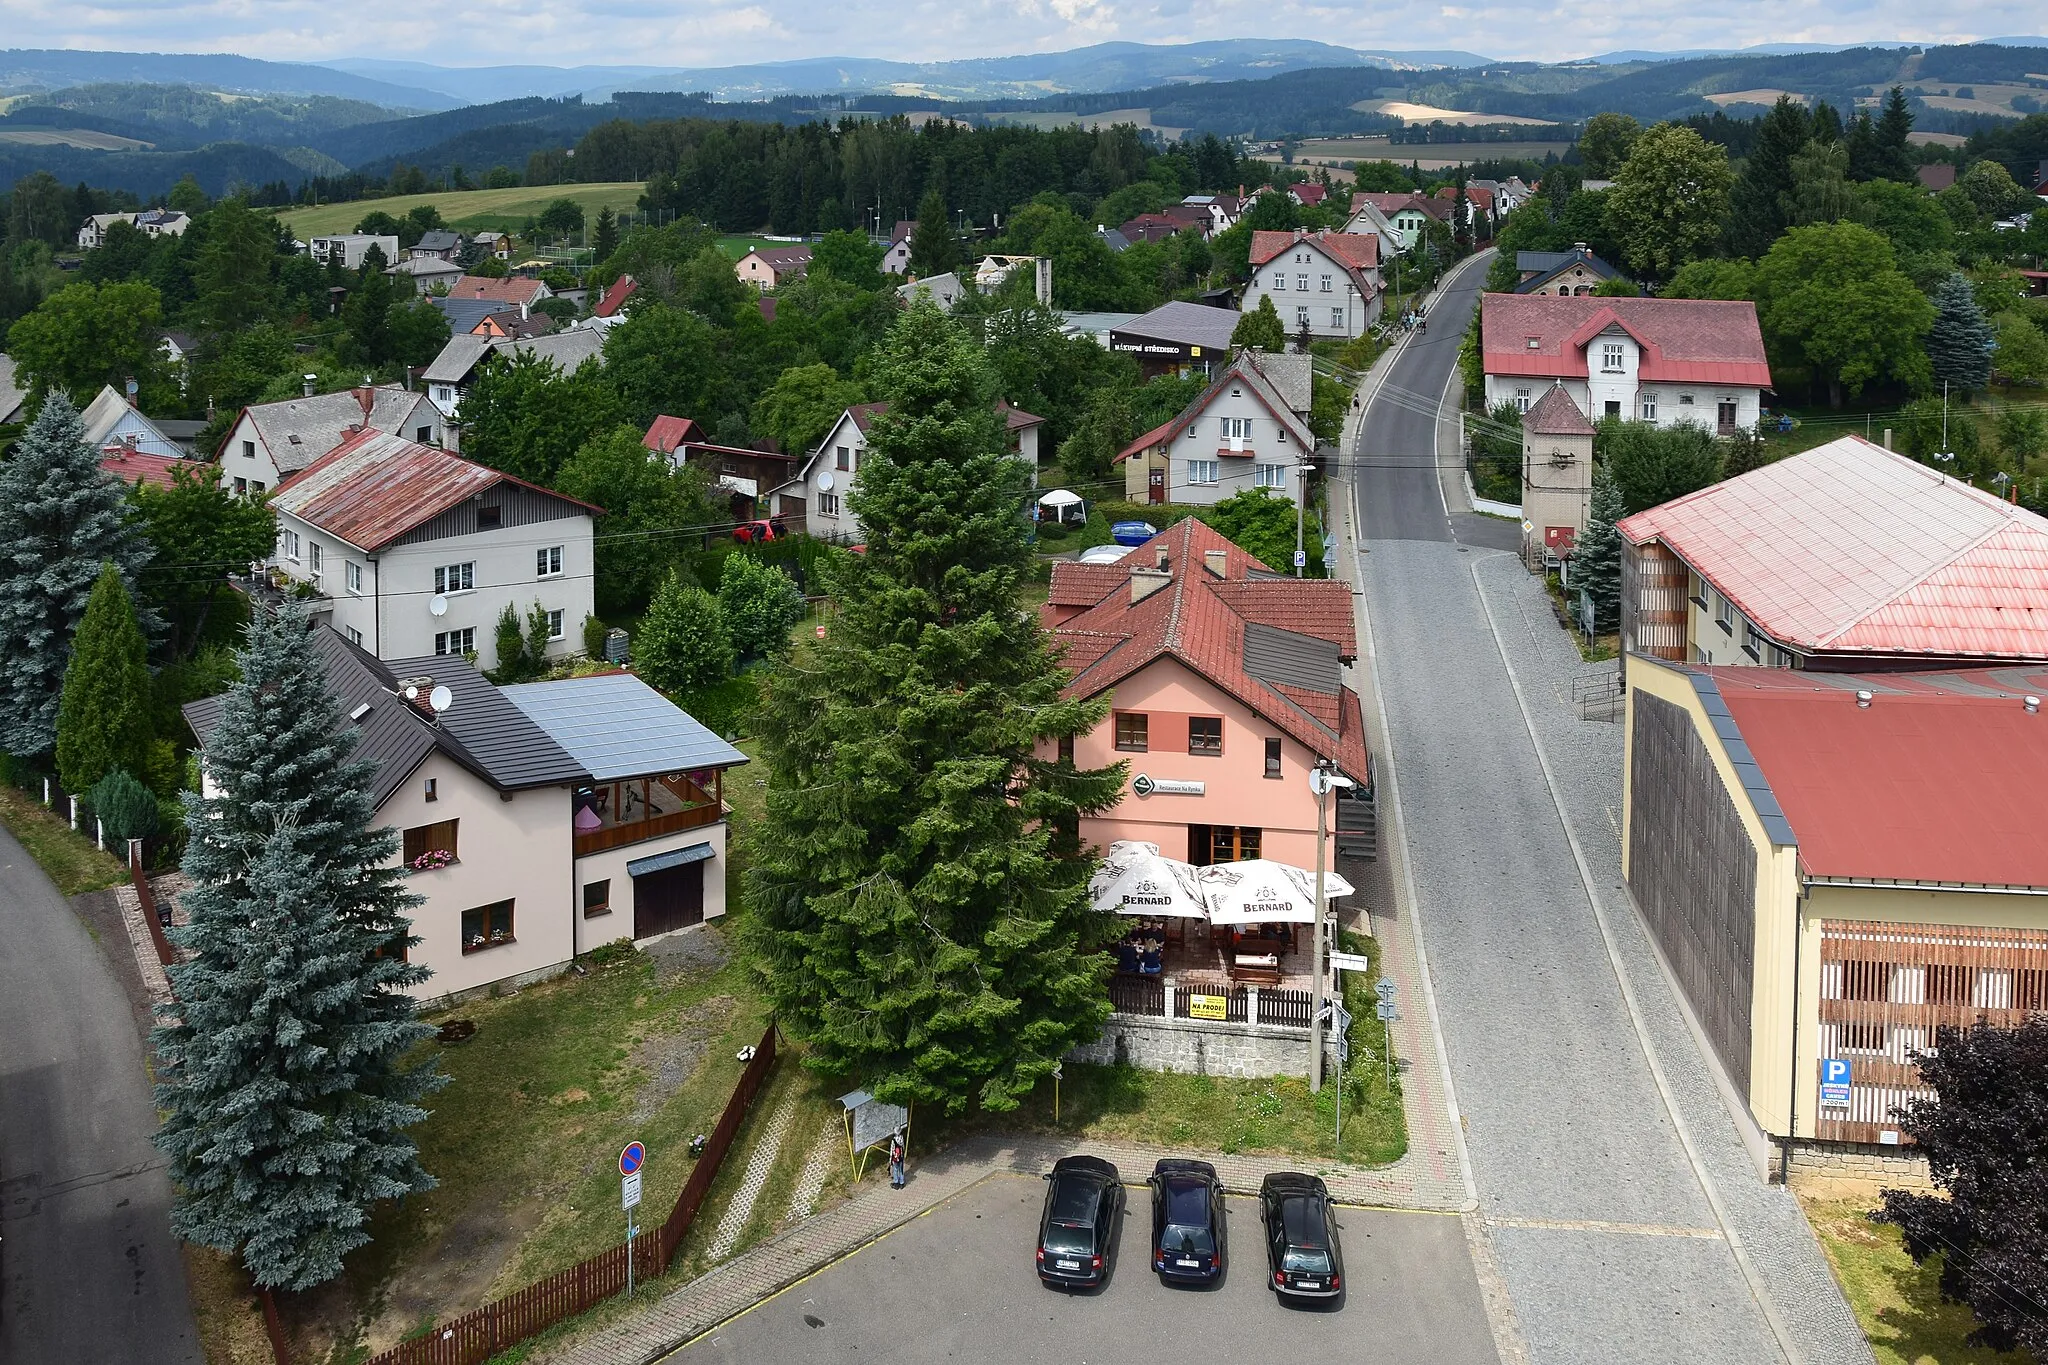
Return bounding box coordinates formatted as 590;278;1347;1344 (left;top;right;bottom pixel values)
676;1173;1498;1364
1343;257;1848;1362
0;826;202;1365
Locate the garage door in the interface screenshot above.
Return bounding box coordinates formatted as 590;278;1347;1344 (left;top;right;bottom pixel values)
630;846;710;939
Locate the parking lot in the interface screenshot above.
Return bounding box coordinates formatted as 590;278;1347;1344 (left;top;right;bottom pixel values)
674;1173;1500;1363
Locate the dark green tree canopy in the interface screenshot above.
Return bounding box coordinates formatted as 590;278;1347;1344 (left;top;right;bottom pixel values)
1928;272;1996;394
55;563;154;796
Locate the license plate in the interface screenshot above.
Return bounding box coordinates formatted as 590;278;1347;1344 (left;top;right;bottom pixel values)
1297;1280;1321;1290
1057;1259;1080;1270
1177;1258;1200;1268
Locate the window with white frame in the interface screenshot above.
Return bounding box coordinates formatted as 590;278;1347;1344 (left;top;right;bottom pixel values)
1222;416;1253;442
1296;274;1309;291
309;542;322;575
434;562;475;594
1272;272;1285;290
1331;308;1345;330
345;561;363;594
818;491;840;517
536;545;563;577
346;625;364;646
1296;306;1310;329
1514;388;1532;413
1319;274;1332;292
1256;463;1287;488
1187;459;1220;485
434;627;476;656
1600;342;1624;372
546;609;564;640
1640;391;1658;421
280;529;301;562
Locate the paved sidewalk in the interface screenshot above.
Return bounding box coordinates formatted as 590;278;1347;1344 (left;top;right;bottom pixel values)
543;1126;1466;1365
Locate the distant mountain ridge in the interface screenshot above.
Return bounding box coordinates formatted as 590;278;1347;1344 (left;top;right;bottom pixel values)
0;48;459;110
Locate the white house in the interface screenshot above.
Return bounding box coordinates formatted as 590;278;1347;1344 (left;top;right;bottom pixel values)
309;234;400;270
1342;193;1447;256
1480;293;1771;435
1242;228;1383;341
1114;351;1317;509
421;329;606;426
881;219;916;275
795;400;1046;541
216;383;443;497
77;213;132;250
184;629;748;1002
79;384;185;459
266;428;598;672
1181;194;1246;234
386;257;465;296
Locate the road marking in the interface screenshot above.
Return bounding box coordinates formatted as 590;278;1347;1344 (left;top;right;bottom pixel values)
1484;1215;1724;1240
1469;558;1805;1365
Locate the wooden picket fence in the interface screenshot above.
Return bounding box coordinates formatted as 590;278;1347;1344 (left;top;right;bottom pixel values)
339;1021;780;1365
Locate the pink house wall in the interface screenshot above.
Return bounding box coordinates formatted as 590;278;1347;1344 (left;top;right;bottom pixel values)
1068;656;1333;868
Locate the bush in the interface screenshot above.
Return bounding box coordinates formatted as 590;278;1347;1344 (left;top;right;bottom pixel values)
90;768;160;843
719;554;806;661
635;569;734;694
582;613;608;660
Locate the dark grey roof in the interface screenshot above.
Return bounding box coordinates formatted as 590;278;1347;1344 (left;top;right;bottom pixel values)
183;628;586;809
1243;622;1343;695
1097;227;1131;251
1112;300;1241;351
243;386;436;476
431;296;500;336
414;230;461;253
499;673;749;781
1513;249;1620;294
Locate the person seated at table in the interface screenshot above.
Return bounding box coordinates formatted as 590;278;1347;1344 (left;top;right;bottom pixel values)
1139;946;1163;975
1117;942;1141;974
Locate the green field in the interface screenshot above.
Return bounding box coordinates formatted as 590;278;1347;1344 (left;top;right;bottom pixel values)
270;183;649;240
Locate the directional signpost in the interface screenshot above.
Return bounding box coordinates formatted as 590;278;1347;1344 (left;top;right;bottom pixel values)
620;1141;646;1296
1374;979;1398;1088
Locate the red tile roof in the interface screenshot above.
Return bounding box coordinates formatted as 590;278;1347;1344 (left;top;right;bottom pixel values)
1482;293;1771;387
1289;183;1328;205
593;274;638;318
644;415;706;456
448;275;546;307
1703;666;2048;886
99;445;196;490
1046;518;1369;783
1620;435;2048;661
271;428;600;552
1436;184;1495;211
1249;228;1380;274
1522;382;1596;436
1354;192;1450;222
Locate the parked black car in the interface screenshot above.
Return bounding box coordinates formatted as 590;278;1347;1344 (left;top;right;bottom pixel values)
1148;1159;1226;1284
1259;1172;1344;1301
1036;1155;1123;1290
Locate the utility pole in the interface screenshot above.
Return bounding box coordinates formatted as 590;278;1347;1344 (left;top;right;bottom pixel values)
1293;464;1315;578
1309;761;1354;1093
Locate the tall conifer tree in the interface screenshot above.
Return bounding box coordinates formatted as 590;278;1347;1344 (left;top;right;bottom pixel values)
55;562;153;794
0;394;154;759
1574;468;1625;633
153;604;442;1290
746;300;1123;1115
1929;272;1995;394
1730;95;1811;258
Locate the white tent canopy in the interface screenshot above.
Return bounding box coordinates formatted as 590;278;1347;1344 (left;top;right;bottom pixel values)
1089;840;1207;919
1038;488;1084;509
1195;859;1355;926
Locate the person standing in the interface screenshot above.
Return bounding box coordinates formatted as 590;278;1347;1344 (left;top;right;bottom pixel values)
889;1129;907;1189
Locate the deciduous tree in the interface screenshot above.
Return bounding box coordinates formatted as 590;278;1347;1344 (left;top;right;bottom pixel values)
554;425;719;616
460;348;621;486
751;362;860;456
745;299;1123;1115
1754;222;1934;406
7;280;167;403
1199;487;1322;577
0;395;155;760
1597;418;1723;514
153;604;441;1292
635;569;732;693
1605;123;1734;280
1231;294;1287;352
130;459;276;661
1576;112;1642;179
718;553;805;661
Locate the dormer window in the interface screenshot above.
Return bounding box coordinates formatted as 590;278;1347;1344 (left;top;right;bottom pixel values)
1525;337;1540;350
1601;342;1624;372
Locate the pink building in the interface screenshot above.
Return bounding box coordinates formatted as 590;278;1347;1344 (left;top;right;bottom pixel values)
1043;519;1372;870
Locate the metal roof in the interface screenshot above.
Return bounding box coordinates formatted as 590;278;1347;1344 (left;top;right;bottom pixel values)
1620;435;2048;660
498;672;749;781
1111;300;1241;351
385;653;588;790
1695;663;2048;888
238;386;436;475
1482;294;1771;387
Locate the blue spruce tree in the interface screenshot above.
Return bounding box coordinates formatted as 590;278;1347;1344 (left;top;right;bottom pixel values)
152;603;443;1290
1929;273;1995;395
0;394;154;759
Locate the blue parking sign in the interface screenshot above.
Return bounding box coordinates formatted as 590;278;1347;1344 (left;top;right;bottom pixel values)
1819;1058;1851;1108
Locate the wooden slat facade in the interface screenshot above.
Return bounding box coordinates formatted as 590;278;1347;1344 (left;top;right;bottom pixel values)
1623;541;1688;662
1816;919;2048;1144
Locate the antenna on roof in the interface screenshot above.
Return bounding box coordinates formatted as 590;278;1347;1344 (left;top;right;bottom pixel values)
429;685;453;715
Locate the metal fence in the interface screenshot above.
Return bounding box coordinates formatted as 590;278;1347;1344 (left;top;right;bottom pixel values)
349;1022;779;1365
129;843;176;967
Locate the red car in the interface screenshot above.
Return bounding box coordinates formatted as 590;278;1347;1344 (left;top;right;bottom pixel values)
732;518;786;544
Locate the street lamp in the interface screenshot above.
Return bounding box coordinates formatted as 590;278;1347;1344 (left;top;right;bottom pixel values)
1308;760;1354;1092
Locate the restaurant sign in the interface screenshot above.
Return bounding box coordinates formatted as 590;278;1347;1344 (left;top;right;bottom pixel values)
1188;993;1228;1020
1121;877;1177;910
1132;774;1205;797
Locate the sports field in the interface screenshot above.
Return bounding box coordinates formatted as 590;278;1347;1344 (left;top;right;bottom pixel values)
270;183;648;239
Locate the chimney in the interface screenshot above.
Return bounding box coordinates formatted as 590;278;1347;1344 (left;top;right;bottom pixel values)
351;385;375;433
1130;565;1173;604
1855;690;1873;709
1155;544;1170;572
303;374;317;398
1204;548;1228;579
1035;256;1052;307
397;677;437;723
124;433;139;453
2026;695;2041;715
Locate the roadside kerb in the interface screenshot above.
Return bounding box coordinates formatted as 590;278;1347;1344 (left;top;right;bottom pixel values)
548;1129;1464;1365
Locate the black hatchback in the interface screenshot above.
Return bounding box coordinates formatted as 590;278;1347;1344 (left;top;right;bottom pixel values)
1036;1155;1123;1290
1259;1172;1344;1301
1148;1159;1226;1284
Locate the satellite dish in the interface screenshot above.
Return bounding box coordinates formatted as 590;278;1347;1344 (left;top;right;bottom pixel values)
403;685;419;700
429;593;449;617
428;685;453;714
818;470;836;492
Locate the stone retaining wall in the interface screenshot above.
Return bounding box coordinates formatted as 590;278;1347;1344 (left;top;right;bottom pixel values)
1069;1014;1335;1079
1785;1139;1934;1195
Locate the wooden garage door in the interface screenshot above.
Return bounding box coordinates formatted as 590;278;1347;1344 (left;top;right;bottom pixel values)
633;861;703;939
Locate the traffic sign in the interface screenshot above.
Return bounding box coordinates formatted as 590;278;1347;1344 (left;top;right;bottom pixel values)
621;1170;643;1209
1375;1001;1398;1021
1329;950;1373;974
619;1140;646;1176
1819;1058;1851;1108
1293;549;1308;569
1376;977;1397;1000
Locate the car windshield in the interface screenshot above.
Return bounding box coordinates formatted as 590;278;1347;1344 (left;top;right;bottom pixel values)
1044;1221;1093;1255
1282;1246;1332;1274
1162;1224;1215;1257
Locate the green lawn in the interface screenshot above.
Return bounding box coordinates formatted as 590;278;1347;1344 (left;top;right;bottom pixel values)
0;784;130;895
1805;1198;2038;1365
716;235;789;260
270;183;648;241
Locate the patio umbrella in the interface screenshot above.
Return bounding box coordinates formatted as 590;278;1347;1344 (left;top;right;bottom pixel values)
1197;859;1356;925
1088;840;1207;919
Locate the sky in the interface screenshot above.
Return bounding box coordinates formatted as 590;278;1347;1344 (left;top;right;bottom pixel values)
2;0;2044;70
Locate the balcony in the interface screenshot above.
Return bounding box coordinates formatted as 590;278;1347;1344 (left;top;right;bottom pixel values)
573;770;724;857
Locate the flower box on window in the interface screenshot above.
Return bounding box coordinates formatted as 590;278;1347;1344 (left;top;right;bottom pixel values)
409;848;456;872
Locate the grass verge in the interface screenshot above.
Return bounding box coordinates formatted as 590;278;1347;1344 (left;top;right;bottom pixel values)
1803;1196;2038;1365
0;784;130;894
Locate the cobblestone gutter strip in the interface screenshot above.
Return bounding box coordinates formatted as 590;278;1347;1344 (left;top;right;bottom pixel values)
112;881;173;1007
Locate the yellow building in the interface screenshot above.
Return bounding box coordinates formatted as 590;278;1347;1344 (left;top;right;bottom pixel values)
1622;657;2048;1175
